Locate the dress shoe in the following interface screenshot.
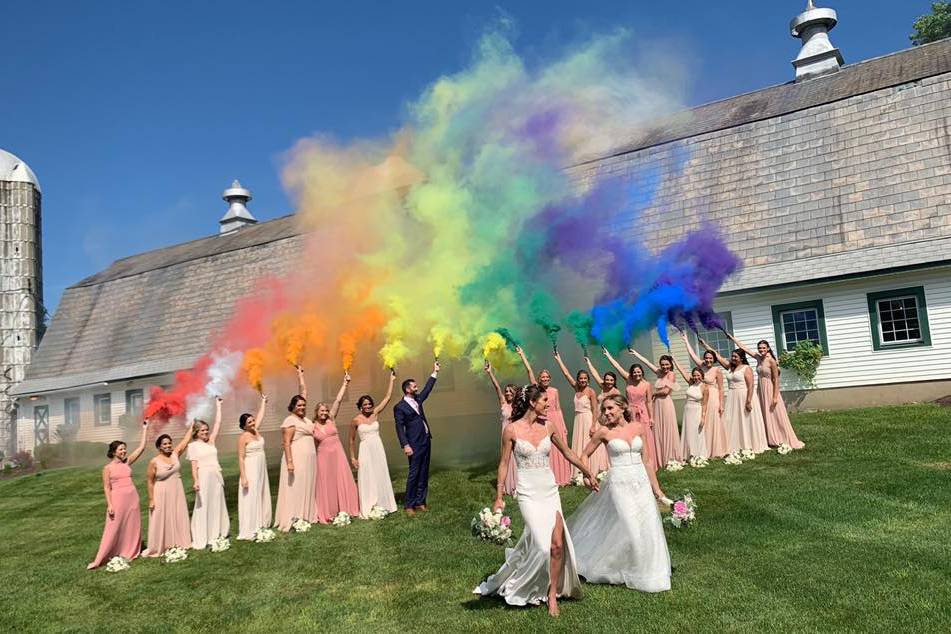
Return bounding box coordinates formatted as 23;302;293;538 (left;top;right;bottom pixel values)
404;508;417;517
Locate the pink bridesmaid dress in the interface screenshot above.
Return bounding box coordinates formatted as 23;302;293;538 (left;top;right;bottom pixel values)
756;362;805;449
88;462;142;569
626;381;660;471
274;415;318;531
312;420;360;523
544;386;573;486
571;391;609;475
702;366;730;458
143;456;191;556
500;403;518;496
653;372;684;464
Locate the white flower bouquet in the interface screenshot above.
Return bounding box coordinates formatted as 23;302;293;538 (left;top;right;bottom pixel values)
209;537;230;552
688;455;709;468
724;452;743;465
665;460;685;472
291;518;312;533
332;512;352;527
470;507;513;545
105;556;129;572
777;443;793;455
664;491;697;529
571;472;585;486
163;546;188;563
740;449;756;461
253;528;276;543
596;470;607;483
366;505;389;520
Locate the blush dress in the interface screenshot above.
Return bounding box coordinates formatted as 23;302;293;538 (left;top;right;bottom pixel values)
702;366;730;458
237;435;272;539
756;362;805;449
680;383;708;459
474;434;582;606
88;462;142;569
187;441;229;548
274;415;318;531
567;435;671;592
544;387;573;486
571;392;608;475
724;368;769;454
143;455;191;555
500;404;518;496
652;373;683;464
313;421;360;523
356;420;398;517
626;382;660;471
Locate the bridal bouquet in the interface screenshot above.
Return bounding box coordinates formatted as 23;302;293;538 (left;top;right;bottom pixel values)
291;518;312;533
471;507;513;545
724;452;744;465
209;537;230;553
332;512;352;527
366;506;388;520
688;455;709;468
665;460;685;472
777;443;793;455
254;528;276;543
105;556;129;573
665;491;697;529
163;546;188;563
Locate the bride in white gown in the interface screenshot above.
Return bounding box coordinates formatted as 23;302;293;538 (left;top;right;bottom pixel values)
567;394;672;592
474;384;598;617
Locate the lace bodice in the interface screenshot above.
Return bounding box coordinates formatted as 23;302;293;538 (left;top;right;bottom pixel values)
574;391;592;414
685;383;703;405
357;420;381;440
727;368;749;390
513;435;552;470
187;441;221;472
154;455;182;481
607;435;644;468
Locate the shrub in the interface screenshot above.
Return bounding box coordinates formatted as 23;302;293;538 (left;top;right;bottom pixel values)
11;450;34;471
35;442;106;468
779;340;823;389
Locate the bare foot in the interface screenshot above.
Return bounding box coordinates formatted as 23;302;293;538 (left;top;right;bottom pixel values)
404;508;417;518
548;596;560;617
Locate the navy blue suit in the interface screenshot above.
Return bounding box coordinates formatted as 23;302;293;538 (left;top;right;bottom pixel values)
394;375;436;509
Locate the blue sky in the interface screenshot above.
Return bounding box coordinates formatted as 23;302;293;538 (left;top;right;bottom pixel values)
0;0;935;316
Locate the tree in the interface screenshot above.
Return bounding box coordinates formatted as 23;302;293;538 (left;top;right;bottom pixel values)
911;2;951;45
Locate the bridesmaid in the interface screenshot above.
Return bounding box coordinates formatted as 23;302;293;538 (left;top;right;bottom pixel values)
143;425;191;556
274;366;318;531
682;331;730;458
708;348;769;454
628;347;684;465
672;357;709;460
515;346;572;486
584;356;621;403
602;348;660;472
484;361;518;497
553;351;608;476
237;393;271;540
88;421;149;569
723;332;805;450
187;397;229;548
313;372;361;523
350;369;398;517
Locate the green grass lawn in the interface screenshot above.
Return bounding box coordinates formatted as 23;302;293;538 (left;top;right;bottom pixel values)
2;404;950;633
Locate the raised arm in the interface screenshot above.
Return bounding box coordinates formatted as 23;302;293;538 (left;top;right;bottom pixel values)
627;347;659;375
724;330;759;360
173;423;191;457
698;336;730;369
208;397;223;445
416;361;439;404
671;355;690;384
584;356;606;390
330;373;351;419
127;420;149;465
295;364;307;399
602;347;631;381
255;394;268;429
553;351;577;388
373;370;397;415
484;362;505;407
679;330;705;367
515;346;536;385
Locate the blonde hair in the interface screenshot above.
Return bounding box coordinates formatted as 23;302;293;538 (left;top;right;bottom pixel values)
600;394;633;423
191;419;209;439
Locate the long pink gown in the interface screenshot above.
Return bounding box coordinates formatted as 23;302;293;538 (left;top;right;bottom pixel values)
500;403;518;496
312;420;360;523
702;366;730;458
725;367;769;454
571;391;609;475
755;361;805;449
88;462;142;569
274;415;318;531
143;455;191;556
653;372;684;464
544;386;573;486
626;382;660;472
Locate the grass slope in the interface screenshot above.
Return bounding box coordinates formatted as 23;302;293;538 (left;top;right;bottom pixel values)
1;405;950;632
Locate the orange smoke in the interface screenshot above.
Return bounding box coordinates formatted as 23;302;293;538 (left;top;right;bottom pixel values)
242;348;266;393
339;306;386;370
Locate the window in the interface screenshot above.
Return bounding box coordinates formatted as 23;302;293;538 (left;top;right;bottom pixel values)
771;300;828;355
867;286;931;351
33;405;49;445
64;398;80;427
125;389;144;418
691;312;734;359
94;394;112;426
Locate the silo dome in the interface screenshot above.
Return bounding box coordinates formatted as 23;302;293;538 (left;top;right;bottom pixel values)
0;148;41;192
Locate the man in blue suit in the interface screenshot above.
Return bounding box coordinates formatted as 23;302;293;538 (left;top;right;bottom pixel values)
394;360;439;517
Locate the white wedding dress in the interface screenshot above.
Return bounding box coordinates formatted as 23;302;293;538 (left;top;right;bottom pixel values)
567;435;671;592
474;435;582;605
